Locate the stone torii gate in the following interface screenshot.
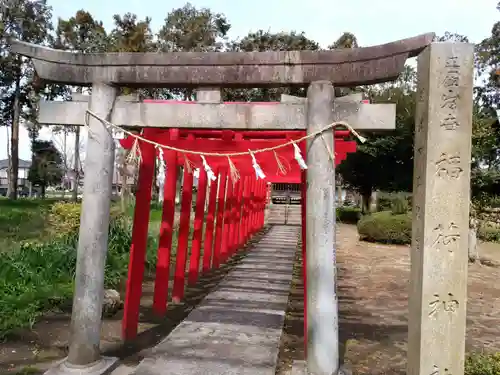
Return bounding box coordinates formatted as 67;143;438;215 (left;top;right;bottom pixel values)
10;32;474;375
36;90;392;131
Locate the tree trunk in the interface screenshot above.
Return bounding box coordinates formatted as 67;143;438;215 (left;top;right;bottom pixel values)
175;166;182;205
468;214;479;262
120;172;127;212
29;130;36;198
370;191;378;212
41;184;46;199
337;185;343;206
72;126;80;202
62;130;67;198
336;173;343;206
8;75;21;200
468;228;478;262
117;148;129;212
361;188;372;214
5;126;10;193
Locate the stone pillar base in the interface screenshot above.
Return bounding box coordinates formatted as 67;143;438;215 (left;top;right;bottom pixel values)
44;357;119;375
290;360;352;375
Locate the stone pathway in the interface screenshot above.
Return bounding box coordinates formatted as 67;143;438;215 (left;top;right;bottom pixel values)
131;225;299;375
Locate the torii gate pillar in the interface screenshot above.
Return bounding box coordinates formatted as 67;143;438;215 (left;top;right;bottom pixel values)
305;81;338;374
67;82;119;371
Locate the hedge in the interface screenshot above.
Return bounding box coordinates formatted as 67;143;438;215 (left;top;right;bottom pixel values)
336;206;362;224
478;226;500;243
357;211;412;244
376;192;411;214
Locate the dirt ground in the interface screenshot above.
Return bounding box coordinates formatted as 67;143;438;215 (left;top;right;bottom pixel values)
1;224;499;375
276;224;500;375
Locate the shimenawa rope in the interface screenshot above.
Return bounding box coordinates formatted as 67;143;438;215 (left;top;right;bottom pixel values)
84;109;366;182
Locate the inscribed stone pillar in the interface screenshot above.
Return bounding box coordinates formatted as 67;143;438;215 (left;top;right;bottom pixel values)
64;82;119;372
408;42;474;375
305;81;338;375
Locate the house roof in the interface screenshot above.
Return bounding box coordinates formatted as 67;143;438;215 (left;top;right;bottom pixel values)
0;159;31;169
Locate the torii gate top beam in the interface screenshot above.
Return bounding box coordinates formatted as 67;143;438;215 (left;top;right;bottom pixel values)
9;33;434;88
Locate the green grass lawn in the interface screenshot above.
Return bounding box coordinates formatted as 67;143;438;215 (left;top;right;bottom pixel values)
0;198;58;252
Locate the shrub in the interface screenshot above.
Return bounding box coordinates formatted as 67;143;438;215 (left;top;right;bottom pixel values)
465;352;500;375
357;211;412;244
336;206;362;224
48;201;82;237
0;203;158;338
390;195;409;215
49;201;123;238
376;192;395;212
478;226;500;243
490;196;500;208
376;192;412;213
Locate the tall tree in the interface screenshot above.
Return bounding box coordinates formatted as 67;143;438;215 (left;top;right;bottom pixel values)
339;29;500;211
329;32;358;49
109;12;156;99
107;13;155;204
28;139;63;198
328;32;361;99
435;32;469;43
54;10;108;201
155;3;232;202
158;3;229;52
54;10;108;52
157;3;231;100
0;0;54;199
109;13;153;53
338;67;417;212
471;6;500;204
471;107;500;203
475;2;500;113
471;107;500;170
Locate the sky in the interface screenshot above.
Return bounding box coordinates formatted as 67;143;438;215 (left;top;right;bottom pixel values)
0;0;498;162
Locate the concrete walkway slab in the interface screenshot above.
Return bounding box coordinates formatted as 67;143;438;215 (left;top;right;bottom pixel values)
132;225;299;375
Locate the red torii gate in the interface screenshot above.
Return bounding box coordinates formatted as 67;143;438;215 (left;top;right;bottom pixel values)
118;100;360;342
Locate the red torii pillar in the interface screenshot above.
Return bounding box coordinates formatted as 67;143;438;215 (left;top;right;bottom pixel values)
118;125;358;342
